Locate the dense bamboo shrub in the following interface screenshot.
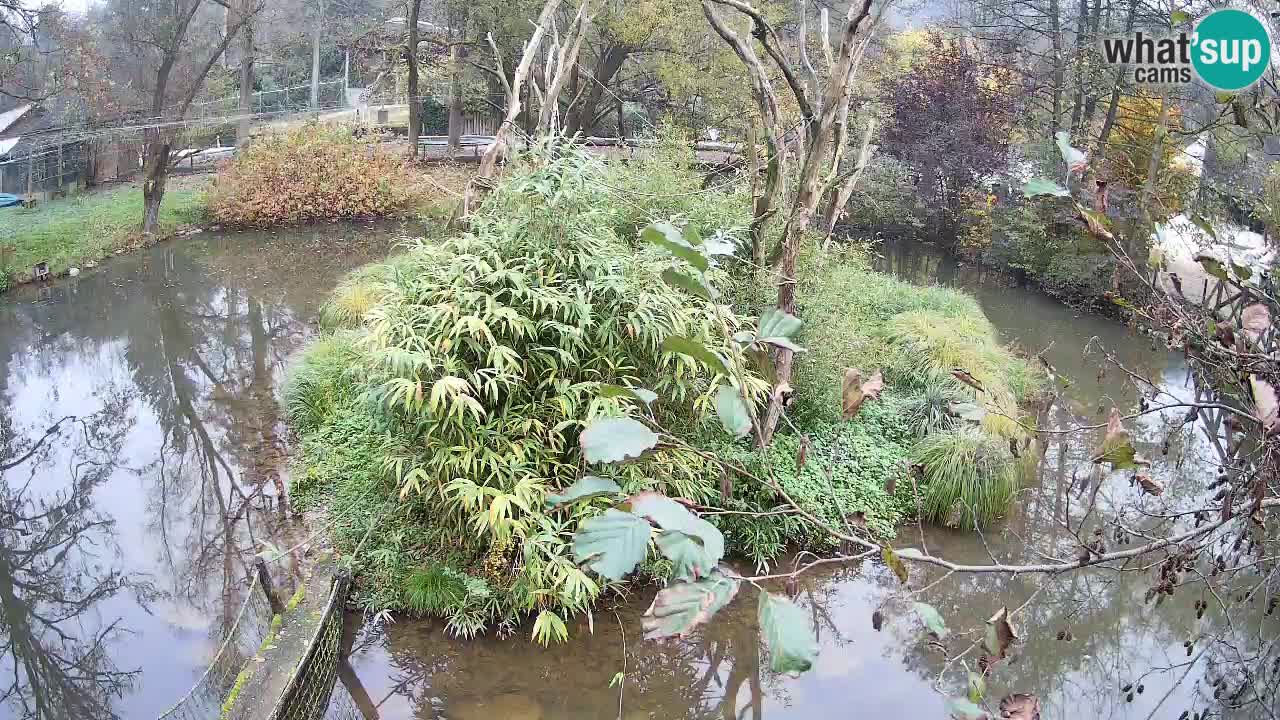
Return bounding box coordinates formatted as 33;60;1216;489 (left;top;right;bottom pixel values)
207;124;417;227
288;146;761;635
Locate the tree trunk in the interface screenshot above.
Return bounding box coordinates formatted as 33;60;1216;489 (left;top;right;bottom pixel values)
462;0;562;216
406;0;422;157
1049;0;1063;134
142;132;171;237
237;0;254;146
310;0;325;109
447;43;464;157
564;44;628;137
1068;0;1087;132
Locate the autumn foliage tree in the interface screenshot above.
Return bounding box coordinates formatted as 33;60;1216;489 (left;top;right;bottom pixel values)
879;33;1015;238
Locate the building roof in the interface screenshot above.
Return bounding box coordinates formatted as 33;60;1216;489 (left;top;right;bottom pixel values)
0;104;33;137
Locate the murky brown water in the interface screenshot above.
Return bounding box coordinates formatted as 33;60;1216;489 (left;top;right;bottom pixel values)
1;228;1266;720
0;221;409;719
331;239;1271;720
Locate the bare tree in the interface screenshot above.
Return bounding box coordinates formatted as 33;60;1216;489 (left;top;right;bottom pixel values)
702;0;881;444
102;0;264;234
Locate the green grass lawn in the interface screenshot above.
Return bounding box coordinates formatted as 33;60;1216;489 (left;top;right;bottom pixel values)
0;179;207;292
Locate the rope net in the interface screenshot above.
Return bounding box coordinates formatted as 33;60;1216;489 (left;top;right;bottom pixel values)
156;574;276;720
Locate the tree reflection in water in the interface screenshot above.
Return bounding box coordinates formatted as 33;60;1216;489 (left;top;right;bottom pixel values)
0;394;146;720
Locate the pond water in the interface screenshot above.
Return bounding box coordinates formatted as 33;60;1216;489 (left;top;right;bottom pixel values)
0;222;408;719
0;228;1265;720
331;239;1270;720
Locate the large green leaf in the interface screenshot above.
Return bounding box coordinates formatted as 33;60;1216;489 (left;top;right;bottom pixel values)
572;509;652;581
913;601;949;638
629;492;725;576
1023;178;1070;198
580;417;658;464
641;570;739;639
756;309;805;352
946;697;990;720
546;475;623;509
656;530;721;581
1054;131;1087;170
661;268;718;300
642;223;709;271
715;384;753;438
662;336;730;376
758;591;819;674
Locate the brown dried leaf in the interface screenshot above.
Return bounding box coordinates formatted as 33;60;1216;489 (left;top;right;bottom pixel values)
861;370;884;401
1093;408;1144;470
884;473;897;496
796;435;810;471
1136;473;1164;496
841;368;865;419
984;606;1017;659
841;368;885;419
1242;303;1272;342
1249;375;1280;435
999;693;1041;720
951;368;985;393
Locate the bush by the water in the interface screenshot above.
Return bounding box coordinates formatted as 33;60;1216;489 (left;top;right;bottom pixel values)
286;143;1043;638
208;124;418;227
288;146;762;636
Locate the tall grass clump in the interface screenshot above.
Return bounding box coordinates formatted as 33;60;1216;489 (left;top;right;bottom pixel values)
911;426;1018;529
208;123;417;227
791;249;1039;429
287;144;761;637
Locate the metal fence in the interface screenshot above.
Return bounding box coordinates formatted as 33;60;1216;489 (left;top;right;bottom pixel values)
268;572;352;720
0;141;89;197
190;81;347;121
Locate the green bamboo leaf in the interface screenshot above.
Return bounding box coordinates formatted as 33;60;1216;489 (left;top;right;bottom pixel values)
572;509;653;581
580;417;659;464
1023;177;1070;198
599;384;659;408
1171;9;1189;25
546;475;623;509
641;569;739;638
682;224;703;246
661;268;718;300
913;601;949;639
642;223;709;271
968;672;986;703
715;384;753;438
662;335;730;376
1189;213;1219;241
758;591;819;674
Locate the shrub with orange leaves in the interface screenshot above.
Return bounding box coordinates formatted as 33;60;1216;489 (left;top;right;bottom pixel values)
208;123;416;227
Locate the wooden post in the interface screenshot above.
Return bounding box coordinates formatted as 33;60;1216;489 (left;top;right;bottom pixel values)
57;143;64;190
254;556;286;615
26;151;33;196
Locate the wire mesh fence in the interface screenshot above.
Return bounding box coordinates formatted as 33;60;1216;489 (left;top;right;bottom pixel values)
268;573;352;720
155;574;277;720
